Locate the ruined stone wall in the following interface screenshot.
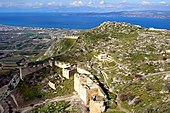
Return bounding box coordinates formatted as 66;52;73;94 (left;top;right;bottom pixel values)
88;88;99;97
74;67;106;113
98;87;106;98
74;73;80;93
62;68;70;79
77;68;91;75
90;99;105;113
55;61;70;68
65;36;79;39
79;85;89;105
74;73;90;105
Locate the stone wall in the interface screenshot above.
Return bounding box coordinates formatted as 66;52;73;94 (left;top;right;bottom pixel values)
55;61;70;68
64;36;79;39
62;68;70;79
74;73;80;93
74;68;106;113
90;98;105;113
79;85;89;105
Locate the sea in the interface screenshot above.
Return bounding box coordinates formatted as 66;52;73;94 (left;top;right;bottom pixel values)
0;13;170;30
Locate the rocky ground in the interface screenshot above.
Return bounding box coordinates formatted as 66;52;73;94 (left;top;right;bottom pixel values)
45;22;170;112
1;22;170;113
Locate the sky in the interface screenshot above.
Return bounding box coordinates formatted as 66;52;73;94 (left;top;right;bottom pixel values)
0;0;170;12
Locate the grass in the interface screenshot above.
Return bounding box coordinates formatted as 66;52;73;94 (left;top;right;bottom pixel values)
44;76;74;99
86;51;98;61
18;82;43;100
83;32;109;43
15;22;170;113
53;38;76;54
32;101;73;113
135;101;170;113
17;67;74;100
117;72;170;112
39;38;77;60
24;31;37;36
0;69;11;75
0;56;23;62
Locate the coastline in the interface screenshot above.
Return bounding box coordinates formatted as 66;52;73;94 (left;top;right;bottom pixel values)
0;13;170;30
0;23;170;31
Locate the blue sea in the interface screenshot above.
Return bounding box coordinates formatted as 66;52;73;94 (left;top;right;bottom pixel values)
0;13;170;30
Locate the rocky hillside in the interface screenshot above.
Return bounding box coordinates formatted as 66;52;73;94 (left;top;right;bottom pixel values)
40;21;170;112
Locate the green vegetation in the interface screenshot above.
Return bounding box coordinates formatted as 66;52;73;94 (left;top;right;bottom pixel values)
50;22;170;112
53;38;76;54
32;101;74;113
4;22;170;112
44;76;74;99
136;101;170;113
18;82;43;100
17;67;74;100
23;31;37;35
0;69;11;75
106;111;125;113
83;31;109;43
39;38;77;60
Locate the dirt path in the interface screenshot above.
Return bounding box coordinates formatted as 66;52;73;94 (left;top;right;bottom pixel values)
16;94;80;113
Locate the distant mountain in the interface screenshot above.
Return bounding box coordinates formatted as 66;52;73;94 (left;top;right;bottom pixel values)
72;11;170;19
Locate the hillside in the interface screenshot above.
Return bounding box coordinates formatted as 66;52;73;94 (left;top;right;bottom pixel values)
2;22;170;113
44;21;170;112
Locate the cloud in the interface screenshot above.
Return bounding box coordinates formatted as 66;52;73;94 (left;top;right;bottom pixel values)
160;1;166;4
99;0;105;5
0;1;63;7
0;2;17;7
48;1;56;6
88;1;94;5
24;2;44;7
70;1;84;6
47;1;62;6
140;1;151;5
0;2;44;7
140;1;167;5
0;1;170;12
122;0;128;3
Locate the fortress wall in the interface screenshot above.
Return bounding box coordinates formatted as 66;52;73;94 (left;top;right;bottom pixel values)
88;87;99;97
65;36;79;39
62;68;70;79
73;67;106;112
90;99;105;113
98;86;107;98
79;85;89;105
55;61;70;68
74;73;80;93
77;68;91;75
